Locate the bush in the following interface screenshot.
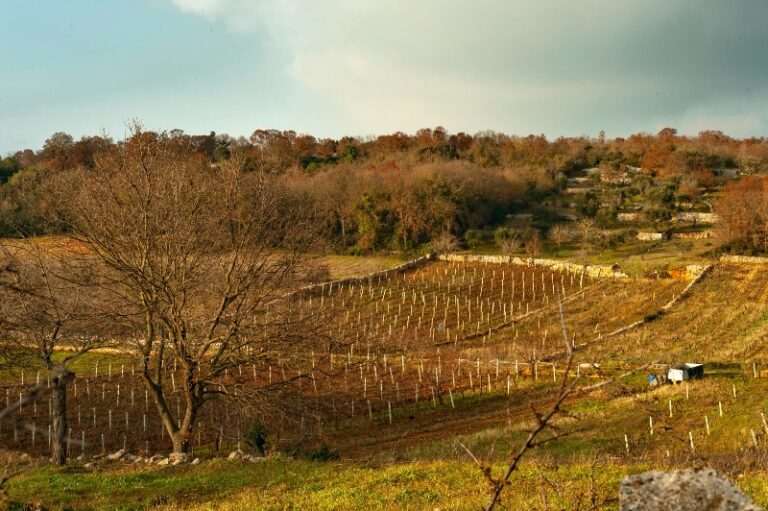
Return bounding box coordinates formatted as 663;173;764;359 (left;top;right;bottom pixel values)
530;206;559;230
306;445;340;461
576;190;601;218
246;422;268;456
595;208;617;229
548;224;575;247
644;311;662;322
493;226;525;245
431;231;460;253
305;264;331;284
464;229;492;249
525;230;543;256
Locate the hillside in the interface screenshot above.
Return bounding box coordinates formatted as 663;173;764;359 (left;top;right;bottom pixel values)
5;254;768;510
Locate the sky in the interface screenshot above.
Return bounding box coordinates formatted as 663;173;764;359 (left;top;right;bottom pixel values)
1;0;768;153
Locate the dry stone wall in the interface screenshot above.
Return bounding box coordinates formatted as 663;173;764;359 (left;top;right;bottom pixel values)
721;254;768;264
673;212;720;224
437;253;629;279
671;230;714;240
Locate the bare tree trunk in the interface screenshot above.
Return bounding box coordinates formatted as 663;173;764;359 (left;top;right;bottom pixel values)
51;370;73;465
172;390;199;455
171;432;190;455
143;364;200;455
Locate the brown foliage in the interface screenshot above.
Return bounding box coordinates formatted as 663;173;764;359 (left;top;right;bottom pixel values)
716;176;768;253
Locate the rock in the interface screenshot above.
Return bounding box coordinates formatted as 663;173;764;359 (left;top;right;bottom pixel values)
124;454;141;463
168;452;186;461
246;455;266;463
170;454;189;466
147;454;165;464
190;458;201;466
227;450;243;460
156;458;171;466
83;462;95;469
106;449;126;461
620;468;761;511
76;454;84;461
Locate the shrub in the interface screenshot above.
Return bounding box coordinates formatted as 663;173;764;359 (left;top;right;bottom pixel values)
306;445;340;461
431;232;460;253
595;208;617;229
464;229;492;249
246;422;268;456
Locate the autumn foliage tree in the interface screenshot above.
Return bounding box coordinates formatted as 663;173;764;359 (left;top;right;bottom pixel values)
716;176;768;254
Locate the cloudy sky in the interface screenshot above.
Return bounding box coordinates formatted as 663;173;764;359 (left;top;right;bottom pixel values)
2;0;767;153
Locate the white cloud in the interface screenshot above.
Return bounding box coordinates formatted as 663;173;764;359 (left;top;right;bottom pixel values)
166;0;768;137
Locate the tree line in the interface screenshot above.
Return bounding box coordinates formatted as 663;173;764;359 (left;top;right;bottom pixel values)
3;126;768;252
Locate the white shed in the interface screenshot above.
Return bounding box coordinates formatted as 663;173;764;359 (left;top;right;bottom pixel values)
667;363;704;382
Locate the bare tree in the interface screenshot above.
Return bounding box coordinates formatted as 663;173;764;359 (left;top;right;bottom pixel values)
431;231;460;253
549;224;574;250
0;239;99;465
48;129;321;455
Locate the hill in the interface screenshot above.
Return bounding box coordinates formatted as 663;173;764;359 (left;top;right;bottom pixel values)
5;253;768;509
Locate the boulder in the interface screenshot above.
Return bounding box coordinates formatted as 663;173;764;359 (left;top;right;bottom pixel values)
147;454;165;464
227;450;243;460
168;452;189;464
190;458;201;466
620;468;761;511
106;449;126;461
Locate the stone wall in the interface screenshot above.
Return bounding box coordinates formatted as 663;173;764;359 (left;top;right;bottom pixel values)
673;212;720;224
636;232;667;241
720;254;768;264
437;253;628;279
617;212;642;222
671;230;714;239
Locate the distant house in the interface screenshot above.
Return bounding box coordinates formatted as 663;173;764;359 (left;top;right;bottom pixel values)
667;363;704;383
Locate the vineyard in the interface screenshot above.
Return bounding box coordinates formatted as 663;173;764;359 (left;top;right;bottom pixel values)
0;258;693;459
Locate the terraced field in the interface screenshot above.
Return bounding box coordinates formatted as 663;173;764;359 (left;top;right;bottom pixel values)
588;262;768;363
